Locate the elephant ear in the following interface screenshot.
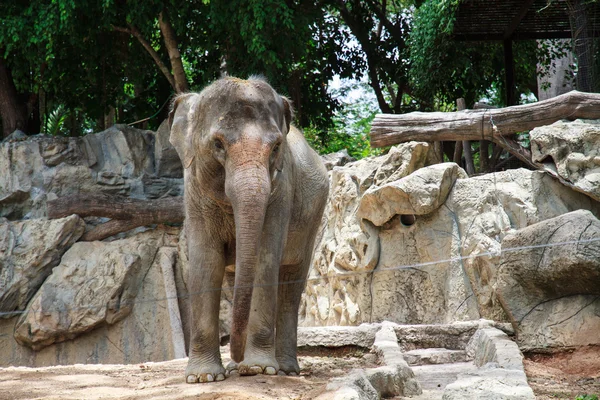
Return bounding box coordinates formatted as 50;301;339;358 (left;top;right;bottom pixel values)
281;96;294;135
274;96;294;173
169;93;196;169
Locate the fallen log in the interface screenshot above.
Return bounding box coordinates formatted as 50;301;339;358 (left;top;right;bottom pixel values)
48;194;184;241
370;90;600;148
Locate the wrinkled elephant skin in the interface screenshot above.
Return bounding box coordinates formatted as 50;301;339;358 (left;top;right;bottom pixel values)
169;77;329;383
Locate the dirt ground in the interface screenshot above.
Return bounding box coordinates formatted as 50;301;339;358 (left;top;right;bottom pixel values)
524;346;600;400
0;346;377;400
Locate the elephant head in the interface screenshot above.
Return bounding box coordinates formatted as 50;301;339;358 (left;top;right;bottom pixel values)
169;77;293;362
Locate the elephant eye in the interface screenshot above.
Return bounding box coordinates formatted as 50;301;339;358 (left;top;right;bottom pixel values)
214;138;225;151
273;143;280;154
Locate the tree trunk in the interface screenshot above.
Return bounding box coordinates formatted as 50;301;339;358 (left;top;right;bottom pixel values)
159;10;189;93
113;24;177;91
0;57;27;138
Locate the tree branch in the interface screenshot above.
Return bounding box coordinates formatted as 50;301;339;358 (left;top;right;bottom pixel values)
112;24;177;91
158;10;189;93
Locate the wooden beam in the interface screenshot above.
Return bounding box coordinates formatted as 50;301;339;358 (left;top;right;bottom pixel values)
503;0;535;39
369;90;600;148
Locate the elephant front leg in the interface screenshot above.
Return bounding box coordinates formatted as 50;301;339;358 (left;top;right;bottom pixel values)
185;223;227;383
236;217;286;376
275;260;311;375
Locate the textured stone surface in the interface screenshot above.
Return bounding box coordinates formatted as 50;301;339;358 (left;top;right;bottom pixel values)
531;119;600;202
494;209;600;350
443;328;534;400
0;215;86;318
317;322;422;399
0;229;182;367
302;143;600;329
321;149;356;171
0;124;182;219
301;142;434;327
357;162;467;225
154;119;183;179
298;324;380;349
13;230;167;350
403;348;468;366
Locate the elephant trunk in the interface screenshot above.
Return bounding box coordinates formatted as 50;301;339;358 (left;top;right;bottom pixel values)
226;160;271;363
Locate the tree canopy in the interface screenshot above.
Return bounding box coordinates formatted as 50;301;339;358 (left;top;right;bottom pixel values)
0;0;591;156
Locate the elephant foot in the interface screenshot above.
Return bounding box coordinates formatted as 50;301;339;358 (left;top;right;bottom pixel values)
185;359;226;384
225;360;238;376
277;357;300;376
238;354;279;376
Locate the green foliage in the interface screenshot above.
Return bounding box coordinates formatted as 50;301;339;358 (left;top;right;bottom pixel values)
304;80;382;159
576;395;599;400
44;105;69;136
410;0;540;108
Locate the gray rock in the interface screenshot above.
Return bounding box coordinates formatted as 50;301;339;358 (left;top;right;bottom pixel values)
302;142;435;327
2;130;28;142
0;215;85;318
403;348;468;365
442;368;535;400
494;209;600;350
13;229;166;350
154;119;183;178
1;228;184;367
357;162;467;226
371;322;422;396
321;149;356;171
0;124;175;219
443;327;534;400
297;324;381;349
531;119;600;202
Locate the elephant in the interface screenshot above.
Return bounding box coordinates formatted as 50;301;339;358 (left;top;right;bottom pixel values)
169;77;329;383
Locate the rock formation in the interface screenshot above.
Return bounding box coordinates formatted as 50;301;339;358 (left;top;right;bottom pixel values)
1;118;599;367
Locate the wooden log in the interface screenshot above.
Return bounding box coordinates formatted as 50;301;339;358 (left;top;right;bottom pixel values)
48;193;184;222
81;219;146;241
370;90;600;148
48;193;184;241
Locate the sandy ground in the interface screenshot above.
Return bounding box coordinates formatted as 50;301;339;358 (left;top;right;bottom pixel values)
2;345;599;400
0;345;377;400
524;346;600;400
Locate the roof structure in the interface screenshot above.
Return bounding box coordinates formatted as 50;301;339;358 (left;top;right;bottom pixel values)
453;0;600;41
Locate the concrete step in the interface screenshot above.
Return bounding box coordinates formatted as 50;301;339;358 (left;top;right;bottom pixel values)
403;348;469;365
397;362;479;400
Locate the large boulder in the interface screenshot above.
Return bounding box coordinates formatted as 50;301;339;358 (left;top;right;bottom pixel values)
301;140;600;332
531;119;600;202
301;142;436;326
495;210;600;350
0;215;85;318
0;124;182;219
13;229;166;350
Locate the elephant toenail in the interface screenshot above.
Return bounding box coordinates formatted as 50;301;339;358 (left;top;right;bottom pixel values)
277;371;286;376
206;374;215;382
288;371;298;376
249;366;263;374
187;375;198;384
216;373;225;381
265;367;277;375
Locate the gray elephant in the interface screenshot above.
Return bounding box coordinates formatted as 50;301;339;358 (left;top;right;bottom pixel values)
169;77;329;383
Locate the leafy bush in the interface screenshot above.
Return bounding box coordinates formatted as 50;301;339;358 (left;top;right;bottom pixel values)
576;395;599;400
